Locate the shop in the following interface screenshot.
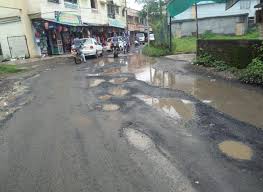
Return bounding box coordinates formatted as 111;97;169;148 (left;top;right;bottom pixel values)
32;11;87;56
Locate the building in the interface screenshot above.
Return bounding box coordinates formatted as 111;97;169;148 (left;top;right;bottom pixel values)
172;0;259;37
0;0;38;60
127;8;153;43
0;0;127;60
255;0;263;37
127;8;145;42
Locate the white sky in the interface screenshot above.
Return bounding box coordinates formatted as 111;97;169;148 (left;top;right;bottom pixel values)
127;0;143;10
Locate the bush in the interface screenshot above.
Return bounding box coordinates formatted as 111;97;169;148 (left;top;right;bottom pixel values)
239;58;263;85
142;45;171;57
194;53;232;71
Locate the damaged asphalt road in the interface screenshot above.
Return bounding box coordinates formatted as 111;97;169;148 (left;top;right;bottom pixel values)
0;53;262;192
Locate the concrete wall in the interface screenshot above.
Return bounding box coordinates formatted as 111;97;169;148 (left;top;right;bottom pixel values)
197;39;263;68
172;15;248;37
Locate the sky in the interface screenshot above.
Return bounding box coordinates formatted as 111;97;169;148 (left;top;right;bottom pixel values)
127;0;143;10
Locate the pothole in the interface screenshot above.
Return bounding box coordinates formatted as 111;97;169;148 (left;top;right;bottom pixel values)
98;95;112;100
135;95;194;121
88;79;105;87
109;77;128;84
102;104;120;111
109;87;129;97
218;140;253;160
124;128;154;151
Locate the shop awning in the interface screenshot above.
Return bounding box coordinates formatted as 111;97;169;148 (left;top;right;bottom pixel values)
167;0;226;17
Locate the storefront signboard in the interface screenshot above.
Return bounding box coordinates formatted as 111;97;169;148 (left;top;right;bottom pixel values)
55;11;82;26
108;18;125;29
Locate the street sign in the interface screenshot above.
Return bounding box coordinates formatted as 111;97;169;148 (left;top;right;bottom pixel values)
226;0;240;10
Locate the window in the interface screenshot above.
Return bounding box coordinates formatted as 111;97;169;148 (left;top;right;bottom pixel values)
64;0;77;4
48;0;59;3
122;8;125;17
240;0;251;9
90;0;97;9
107;4;115;18
0;43;3;56
115;6;119;15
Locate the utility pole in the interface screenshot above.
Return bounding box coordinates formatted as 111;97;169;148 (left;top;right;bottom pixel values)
125;0;128;29
169;16;172;51
147;5;150;46
195;2;199;39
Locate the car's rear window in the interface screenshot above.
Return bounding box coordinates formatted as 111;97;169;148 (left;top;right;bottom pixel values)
83;39;93;44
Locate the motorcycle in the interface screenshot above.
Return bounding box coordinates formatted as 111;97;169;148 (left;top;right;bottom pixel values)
134;40;140;47
71;44;85;64
111;43;119;58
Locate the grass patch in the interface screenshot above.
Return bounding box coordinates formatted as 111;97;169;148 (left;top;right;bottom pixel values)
172;37;197;53
142;45;171;57
173;30;260;54
0;64;23;74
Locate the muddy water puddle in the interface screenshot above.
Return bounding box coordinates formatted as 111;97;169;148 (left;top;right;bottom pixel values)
218;140;253;160
136;95;195;121
102;104;120;111
109;87;129;97
109;77;128;84
134;64;263;128
91;53;263;128
98;95;112;100
87;79;105;87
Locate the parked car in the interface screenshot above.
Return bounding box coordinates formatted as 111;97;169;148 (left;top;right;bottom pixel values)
149;33;155;41
72;38;103;58
104;37;124;51
136;33;145;44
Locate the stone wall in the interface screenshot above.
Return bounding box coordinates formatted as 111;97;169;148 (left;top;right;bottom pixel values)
197;39;263;69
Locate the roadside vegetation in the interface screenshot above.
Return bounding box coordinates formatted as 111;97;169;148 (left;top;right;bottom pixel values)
0;64;23;74
194;47;263;86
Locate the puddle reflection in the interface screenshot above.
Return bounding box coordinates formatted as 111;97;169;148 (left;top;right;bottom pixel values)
144;65;263;128
136;95;195;121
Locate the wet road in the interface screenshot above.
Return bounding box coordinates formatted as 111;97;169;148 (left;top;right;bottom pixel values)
0;52;263;192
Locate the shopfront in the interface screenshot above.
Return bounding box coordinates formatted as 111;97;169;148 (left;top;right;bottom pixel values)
32;11;87;56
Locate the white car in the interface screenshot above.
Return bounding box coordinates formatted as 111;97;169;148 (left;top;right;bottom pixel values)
104;37;124;51
149;33;155;41
81;38;103;57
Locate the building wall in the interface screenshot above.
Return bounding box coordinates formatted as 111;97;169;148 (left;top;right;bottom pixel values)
172;15;248;37
0;0;40;60
174;0;259;21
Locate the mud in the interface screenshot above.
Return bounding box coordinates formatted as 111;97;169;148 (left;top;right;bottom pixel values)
218;140;253;160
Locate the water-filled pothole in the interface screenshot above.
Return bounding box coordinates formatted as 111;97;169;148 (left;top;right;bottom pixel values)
109;77;128;84
99;95;112;100
218;140;253;160
88;79;105;87
136;95;195;121
102;104;120;111
109;87;129;97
